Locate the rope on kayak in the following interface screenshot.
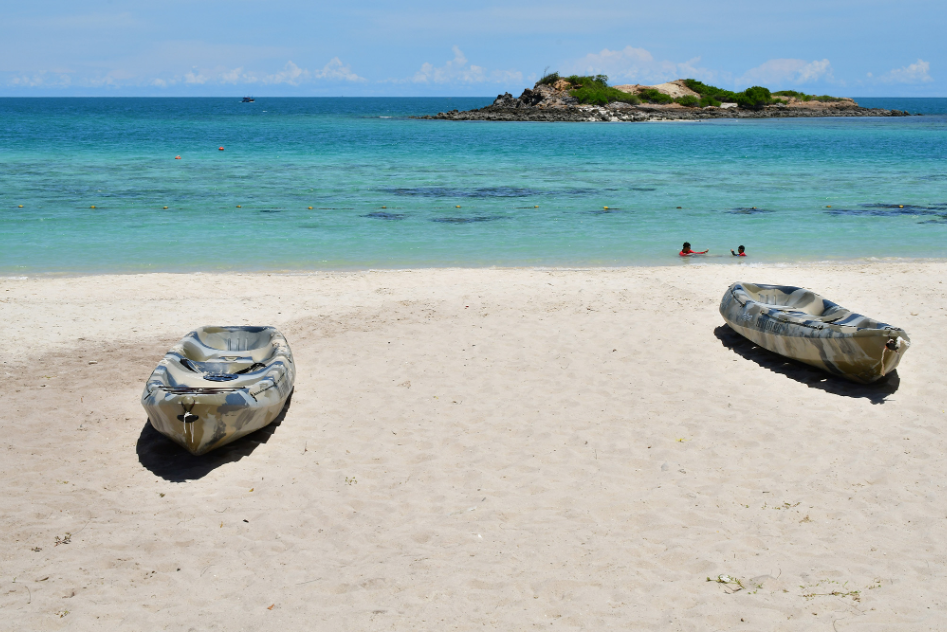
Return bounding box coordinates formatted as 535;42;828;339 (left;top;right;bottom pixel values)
880;337;904;377
177;402;199;423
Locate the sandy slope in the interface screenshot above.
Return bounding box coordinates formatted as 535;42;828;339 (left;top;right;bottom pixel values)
613;80;701;99
1;262;945;630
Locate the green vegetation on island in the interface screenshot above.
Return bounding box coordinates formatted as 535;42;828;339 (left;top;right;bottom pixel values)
771;90;847;103
682;80;847;108
537;72;845;109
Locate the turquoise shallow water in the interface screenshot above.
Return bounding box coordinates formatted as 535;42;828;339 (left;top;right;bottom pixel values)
1;97;946;274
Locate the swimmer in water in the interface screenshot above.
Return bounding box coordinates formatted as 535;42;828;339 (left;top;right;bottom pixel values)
679;241;709;256
731;245;747;257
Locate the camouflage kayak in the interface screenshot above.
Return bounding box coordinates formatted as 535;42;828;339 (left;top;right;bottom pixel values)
719;283;909;384
141;326;295;455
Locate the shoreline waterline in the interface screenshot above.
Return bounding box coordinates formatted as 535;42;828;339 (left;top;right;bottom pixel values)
3;258;940;364
4;255;947;279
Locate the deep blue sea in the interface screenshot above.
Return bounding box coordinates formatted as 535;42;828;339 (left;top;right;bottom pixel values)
1;97;945;274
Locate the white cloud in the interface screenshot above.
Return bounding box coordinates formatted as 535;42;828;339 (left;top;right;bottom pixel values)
9;74;46;87
210;59;364;86
412;47;522;84
5;70;73;88
76;69;134;88
564;46;714;84
220;67;256;85
184;70;208;85
263;61;312;86
676;58;713;82
875;59;932;84
3;57;363;89
313;57;364;82
738;59;833;87
264;61;307;85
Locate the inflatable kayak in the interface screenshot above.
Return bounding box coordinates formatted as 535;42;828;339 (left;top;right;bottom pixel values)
141;326;295;455
719;283;909;384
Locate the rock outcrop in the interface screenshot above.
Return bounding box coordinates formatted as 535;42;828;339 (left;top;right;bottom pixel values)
491;83;579;109
415;80;913;122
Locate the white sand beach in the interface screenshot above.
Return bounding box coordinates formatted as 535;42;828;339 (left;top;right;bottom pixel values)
1;262;946;630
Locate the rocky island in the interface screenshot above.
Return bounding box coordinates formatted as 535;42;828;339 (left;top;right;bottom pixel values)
417;75;912;122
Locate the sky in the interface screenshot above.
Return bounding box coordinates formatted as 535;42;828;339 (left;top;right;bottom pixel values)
0;0;941;97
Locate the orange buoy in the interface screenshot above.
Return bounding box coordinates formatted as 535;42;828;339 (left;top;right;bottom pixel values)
534;205;538;208
603;206;609;210
826;205;831;208
218;147;224;151
175;156;181;160
455;205;461;208
18;205;23;208
899;205;904;208
382;206;387;209
90;205;96;209
308;206;313;210
163;206;168;210
236;205;242;208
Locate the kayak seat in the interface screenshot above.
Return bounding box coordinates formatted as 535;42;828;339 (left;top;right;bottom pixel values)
181;326;277;364
758;303;853;323
811;308;853;323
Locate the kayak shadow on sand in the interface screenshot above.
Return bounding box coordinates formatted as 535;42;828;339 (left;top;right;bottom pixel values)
713;325;899;405
136;392;293;482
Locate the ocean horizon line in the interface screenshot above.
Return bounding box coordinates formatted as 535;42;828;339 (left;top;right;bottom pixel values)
2;94;946;99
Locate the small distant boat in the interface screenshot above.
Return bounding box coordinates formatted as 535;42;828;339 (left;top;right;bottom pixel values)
241;96;255;103
141;326;295;455
719;282;909;384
